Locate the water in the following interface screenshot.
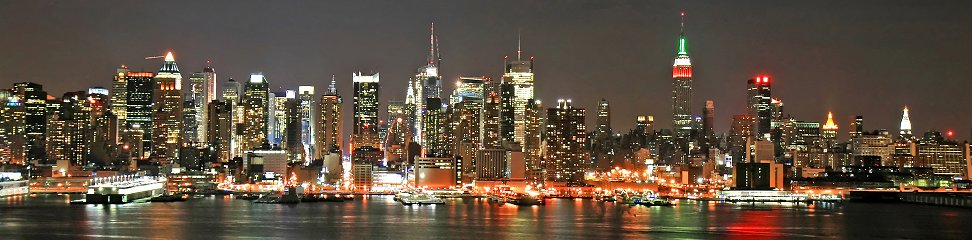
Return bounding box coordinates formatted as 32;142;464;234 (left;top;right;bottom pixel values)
1;194;970;239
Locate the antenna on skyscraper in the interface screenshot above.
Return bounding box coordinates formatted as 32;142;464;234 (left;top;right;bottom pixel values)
680;11;686;35
517;29;522;60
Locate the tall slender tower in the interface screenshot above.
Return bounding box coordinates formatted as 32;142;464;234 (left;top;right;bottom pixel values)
672;12;694;139
317;76;342;157
747;75;772;139
152;51;183;163
412;22;442;145
110;66;129;135
502;33;535;147
242;73;269;151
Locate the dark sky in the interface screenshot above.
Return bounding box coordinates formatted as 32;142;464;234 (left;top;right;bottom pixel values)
1;0;970;140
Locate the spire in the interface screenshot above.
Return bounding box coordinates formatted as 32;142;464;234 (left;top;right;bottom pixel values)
159;51;180;73
677;11;687;55
517;30;522;60
327;75;337;95
900;106;912;136
823;112;838;130
428;21;439;66
405;79;415;105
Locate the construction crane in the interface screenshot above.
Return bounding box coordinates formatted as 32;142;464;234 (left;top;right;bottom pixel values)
144;55;165;60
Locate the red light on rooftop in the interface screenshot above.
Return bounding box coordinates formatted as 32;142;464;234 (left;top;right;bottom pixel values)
680;12;686;17
946;130;954;138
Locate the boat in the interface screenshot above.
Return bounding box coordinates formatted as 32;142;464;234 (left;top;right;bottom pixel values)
637;196;675;207
393;192;412;202
254;187;301;204
508;193;545;206
149;193;188;202
234;193;262;200
400;193;445;205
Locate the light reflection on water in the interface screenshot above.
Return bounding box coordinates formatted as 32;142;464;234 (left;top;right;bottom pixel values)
1;194;970;239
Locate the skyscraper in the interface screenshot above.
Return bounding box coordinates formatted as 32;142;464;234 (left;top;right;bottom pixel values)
110;66;129;136
317;77;342;157
480;77;502;149
221;78;241;158
0;91;25;165
899;106;913;140
595;98;611;142
672;12;694;139
268;91;292;146
207;100;232;163
151;51;183;163
702;100;715;139
13;82;47;163
412;22;442;147
545;99;587;186
125;72;154;159
822;112;839;149
186;64;216;145
502;37;535;147
297;86;315;160
242;73;269;152
353;72;380;149
747;75;772;139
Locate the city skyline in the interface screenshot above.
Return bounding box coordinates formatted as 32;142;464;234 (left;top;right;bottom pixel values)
1;1;971;139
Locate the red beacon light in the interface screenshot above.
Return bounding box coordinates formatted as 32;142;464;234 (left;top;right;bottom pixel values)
946;130;954;138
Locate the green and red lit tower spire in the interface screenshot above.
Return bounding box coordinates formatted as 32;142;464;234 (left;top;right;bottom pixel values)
672;11;694;139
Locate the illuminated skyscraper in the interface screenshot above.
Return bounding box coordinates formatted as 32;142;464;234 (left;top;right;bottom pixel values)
595;98;611;142
125;71;154;158
151;51;183;163
747;75;772;139
0;91;25;165
221;78;242;158
422;98;445;157
672;12;694;139
186;64;216;145
480;77;502;149
13;82;47;163
412;22;442;146
110;66;129;135
523;99;543;181
242;73;269;152
822;112;839;149
297;86;315;160
316;77;342;157
544;99;587;186
899;106;913;140
268;90;292;146
353;72;380;149
502;36;535;146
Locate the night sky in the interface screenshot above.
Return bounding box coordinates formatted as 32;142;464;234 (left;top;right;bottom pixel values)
1;0;970;140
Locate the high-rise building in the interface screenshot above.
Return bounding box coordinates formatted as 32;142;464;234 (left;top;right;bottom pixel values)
13;82;47;163
729;115;756;164
822;112;839;149
242;73;270;152
422;98;445;157
544;99;587;186
747;75;772;139
523;99;543;181
110;66;129;137
916;131;968;177
850;116;864;138
899;106;913;140
207;100;232;163
221;78;242;158
297;86;315;160
411;22;442;147
353;72;380;149
268;91;292;146
595;98;611;142
451;77;485;105
125;72;154;159
316;77;342;157
502;39;535;147
480;77;502;149
702;100;714;139
186;64;216;145
283;96;304;162
672;12;694;139
0;91;26;165
151;52;183;163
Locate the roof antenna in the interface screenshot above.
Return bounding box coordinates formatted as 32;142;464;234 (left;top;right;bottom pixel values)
517;29;522;60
